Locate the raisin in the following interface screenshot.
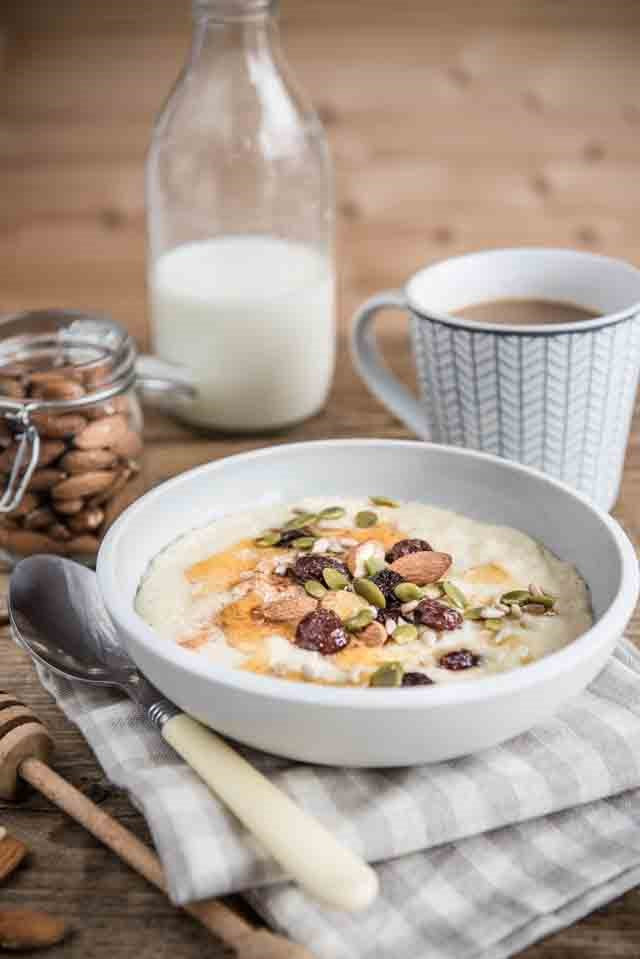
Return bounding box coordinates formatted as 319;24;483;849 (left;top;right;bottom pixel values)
386;538;432;564
295;608;350;655
278;526;315;546
414;598;462;631
402;671;434;686
369;568;404;604
439;649;480;670
290;554;350;585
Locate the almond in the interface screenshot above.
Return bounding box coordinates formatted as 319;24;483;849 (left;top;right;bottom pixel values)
23;506;56;531
389;550;452;585
110;429;143;459
65;534;100;556
52;470;116;500
31;377;86;402
53;498;85;516
8;493;40;519
0;529;61;555
59;448;117;474
68;507;104;533
28;469;67;492
358;621;387;647
262;592;317;623
87;467;130;507
48;522;72;542
345;539;386;578
0;835;28;883
0;377;24;399
0;908;68;950
31;413;87;440
74;414;128;450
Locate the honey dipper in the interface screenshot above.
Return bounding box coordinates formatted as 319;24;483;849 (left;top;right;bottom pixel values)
0;692;312;959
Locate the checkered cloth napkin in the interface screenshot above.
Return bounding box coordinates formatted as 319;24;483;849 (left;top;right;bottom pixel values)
37;638;640;959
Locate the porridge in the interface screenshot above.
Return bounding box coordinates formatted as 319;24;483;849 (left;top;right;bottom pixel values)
135;497;592;688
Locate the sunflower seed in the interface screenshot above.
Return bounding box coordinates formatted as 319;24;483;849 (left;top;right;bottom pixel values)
400;600;419;614
311;537;330;553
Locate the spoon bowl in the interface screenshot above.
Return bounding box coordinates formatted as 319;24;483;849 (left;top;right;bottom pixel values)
9;555;137;690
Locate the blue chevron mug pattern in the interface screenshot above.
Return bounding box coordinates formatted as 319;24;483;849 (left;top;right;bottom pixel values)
351;248;640;511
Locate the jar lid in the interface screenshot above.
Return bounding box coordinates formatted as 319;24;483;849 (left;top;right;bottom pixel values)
0;309;137;415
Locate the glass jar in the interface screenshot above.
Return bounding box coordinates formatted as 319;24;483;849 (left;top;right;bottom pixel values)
0;310;147;566
147;0;335;432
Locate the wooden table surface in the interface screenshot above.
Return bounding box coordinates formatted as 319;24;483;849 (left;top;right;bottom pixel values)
2;0;640;955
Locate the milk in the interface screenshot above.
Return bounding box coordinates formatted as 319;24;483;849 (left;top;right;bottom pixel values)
150;236;335;431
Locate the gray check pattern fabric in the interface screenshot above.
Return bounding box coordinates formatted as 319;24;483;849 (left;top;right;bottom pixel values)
38;639;640;959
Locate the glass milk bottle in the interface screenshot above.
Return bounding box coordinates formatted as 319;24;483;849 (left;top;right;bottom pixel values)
147;0;334;432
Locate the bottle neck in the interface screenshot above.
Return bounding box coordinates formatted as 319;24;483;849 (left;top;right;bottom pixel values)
192;0;277;24
190;0;278;61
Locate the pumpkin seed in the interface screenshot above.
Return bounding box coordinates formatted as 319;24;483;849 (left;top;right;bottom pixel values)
292;536;315;550
365;556;386;576
283;512;317;530
355;510;378;528
304;579;327;600
393;624;418;644
484;619;503;632
323;567;349;590
345;609;375;632
443;581;467;609
255;530;281;547
354;577;386;608
537;593;555;609
369;496;400;508
464;607;485;620
500;589;532;604
318;506;346;521
394;582;424;603
369;662;403;687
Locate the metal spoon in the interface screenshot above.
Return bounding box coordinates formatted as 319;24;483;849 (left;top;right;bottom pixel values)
9;554;378;912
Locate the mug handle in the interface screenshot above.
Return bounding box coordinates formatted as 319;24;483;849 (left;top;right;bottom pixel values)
351;290;431;439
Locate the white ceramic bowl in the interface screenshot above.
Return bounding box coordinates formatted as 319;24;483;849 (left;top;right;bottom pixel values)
97;440;638;767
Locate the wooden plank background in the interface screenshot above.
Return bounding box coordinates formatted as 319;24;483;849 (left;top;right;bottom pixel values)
2;0;640;955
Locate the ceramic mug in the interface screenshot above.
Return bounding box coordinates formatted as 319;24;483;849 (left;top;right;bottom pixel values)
351;248;640;511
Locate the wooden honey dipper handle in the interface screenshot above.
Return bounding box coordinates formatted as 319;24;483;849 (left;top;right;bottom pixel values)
0;695;312;959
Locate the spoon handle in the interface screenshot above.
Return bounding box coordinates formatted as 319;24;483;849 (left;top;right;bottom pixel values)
161;714;379;912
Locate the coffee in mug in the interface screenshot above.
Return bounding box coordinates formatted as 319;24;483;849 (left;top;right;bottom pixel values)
351;248;640;510
457;299;598;326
